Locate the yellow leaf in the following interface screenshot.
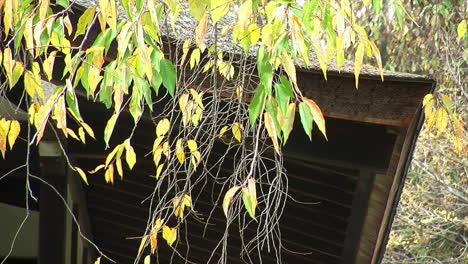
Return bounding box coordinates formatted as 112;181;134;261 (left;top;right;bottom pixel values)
75;167;89;185
176;138;185;164
172;196;183;219
192;150;201;168
354;43;365;88
222;185;241;217
311;39;327;79
0;119;10;158
24;71;38;98
156;163;164;179
66;128;79;140
189;89;204;109
192;106;203;127
219;126;229;137
63;15;73;36
53;96;67;135
232;122;243;142
88;67;103;97
237;0;252;29
369;40;383;80
24;18;34;56
79;122;95;139
302;97;327;140
38;0;49;20
144;255;151;264
281;52;297;90
162;225;177;247
3;0;13;36
187;139;197;152
124;139;136;170
221;25;231;35
179;93;190;113
105;144;121;167
423;94;434;106
282;103;295;144
138;235;148;256
7;120;20;150
248;23;260;44
105;164;114;184
190;48;201;69
78;127;86;143
152;137;164;154
173;194;191;220
211;0;231;25
262;24;273;50
115;157;123;178
180;39;192;65
457;20;467;41
43;51;57;81
89;164;106;174
183;101;194;126
93;256;101;264
264;112;280;154
183;194;192;208
156;118;171;137
247;177;257;216
435;107;448;137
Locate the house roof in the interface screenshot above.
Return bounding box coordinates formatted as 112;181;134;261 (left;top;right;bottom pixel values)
73;0;430;82
30;2;435;264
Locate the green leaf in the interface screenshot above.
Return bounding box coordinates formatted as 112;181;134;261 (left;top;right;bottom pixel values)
75;7;97;39
298;102;313;140
103;28;117;55
373;0;382;14
441;95;453;115
189;0;207;21
275;76;293;114
248;85;265;125
151;73;163;95
265;99;281;136
282;103;295;144
104;114;118;147
135;76;152;111
56;0;70;8
160;59;176;96
66;88;83;121
129;86;143;123
394;1;404;27
100;61;116;108
242;189;255;220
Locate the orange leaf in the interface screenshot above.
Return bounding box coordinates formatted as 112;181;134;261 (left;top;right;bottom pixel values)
195;14;208;47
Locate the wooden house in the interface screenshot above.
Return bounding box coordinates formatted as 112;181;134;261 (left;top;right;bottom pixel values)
0;1;435;264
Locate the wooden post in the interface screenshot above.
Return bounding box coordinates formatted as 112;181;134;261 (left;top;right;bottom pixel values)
341;171;375;264
38;140;68;264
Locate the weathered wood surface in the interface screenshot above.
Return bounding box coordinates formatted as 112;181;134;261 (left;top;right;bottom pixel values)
297;72;432;127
